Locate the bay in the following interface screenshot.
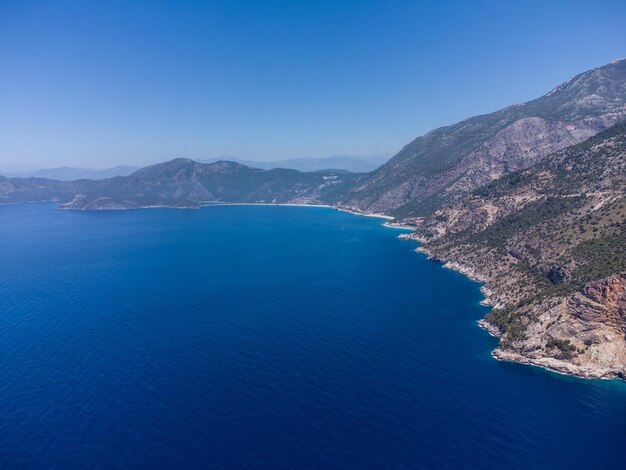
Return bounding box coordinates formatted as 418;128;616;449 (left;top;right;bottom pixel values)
0;203;624;468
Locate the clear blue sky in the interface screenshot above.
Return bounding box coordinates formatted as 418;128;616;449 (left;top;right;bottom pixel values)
1;0;625;168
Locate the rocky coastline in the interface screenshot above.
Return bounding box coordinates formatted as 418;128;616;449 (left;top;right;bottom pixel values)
346;205;626;382
410;238;626;382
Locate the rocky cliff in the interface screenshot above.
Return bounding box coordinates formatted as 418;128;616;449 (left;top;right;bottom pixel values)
493;274;626;380
412;122;626;379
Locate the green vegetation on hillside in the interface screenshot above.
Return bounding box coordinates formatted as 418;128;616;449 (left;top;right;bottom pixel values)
422;121;626;345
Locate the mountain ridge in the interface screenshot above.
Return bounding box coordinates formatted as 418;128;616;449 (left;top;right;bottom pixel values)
58;159;360;210
0;155;389;182
338;59;626;217
0;165;141;181
198;154;390;173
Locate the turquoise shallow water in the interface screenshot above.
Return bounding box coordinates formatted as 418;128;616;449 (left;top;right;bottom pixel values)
0;203;625;468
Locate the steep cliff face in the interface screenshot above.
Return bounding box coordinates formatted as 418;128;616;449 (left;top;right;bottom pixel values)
413;122;626;379
493;274;626;380
340;59;626;217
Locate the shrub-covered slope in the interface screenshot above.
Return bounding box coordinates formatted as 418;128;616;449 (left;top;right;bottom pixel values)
412;122;626;379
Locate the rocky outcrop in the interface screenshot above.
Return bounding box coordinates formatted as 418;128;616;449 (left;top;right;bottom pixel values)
493;274;626;380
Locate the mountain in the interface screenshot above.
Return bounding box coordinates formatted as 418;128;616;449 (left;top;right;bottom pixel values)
0;165;141;180
0;175;88;204
411;122;626;379
1;156;387;183
199;155;390;173
0;159;360;209
59;159;361;210
339;59;626;217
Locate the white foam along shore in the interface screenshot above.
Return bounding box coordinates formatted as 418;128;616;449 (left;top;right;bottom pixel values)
415;236;626;382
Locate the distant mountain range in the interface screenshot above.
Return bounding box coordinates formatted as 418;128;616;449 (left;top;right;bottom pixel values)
198;155;390;173
0;59;624;380
2;59;624;218
2;60;624;216
0;165;141;181
0;155;389;182
59;160;360;210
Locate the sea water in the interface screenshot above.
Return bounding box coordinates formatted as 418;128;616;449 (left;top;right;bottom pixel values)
0;203;624;468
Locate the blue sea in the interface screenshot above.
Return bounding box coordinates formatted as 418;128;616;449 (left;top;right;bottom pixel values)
0;203;624;468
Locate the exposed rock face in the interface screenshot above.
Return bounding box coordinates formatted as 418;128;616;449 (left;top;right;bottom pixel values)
443;117;599;196
340;59;626;217
413;122;626;380
494;274;626;380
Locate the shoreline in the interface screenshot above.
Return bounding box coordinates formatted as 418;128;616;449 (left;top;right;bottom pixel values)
58;200;400;225
490;348;624;382
383;222;417;230
48;199;626;382
416;239;626;383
